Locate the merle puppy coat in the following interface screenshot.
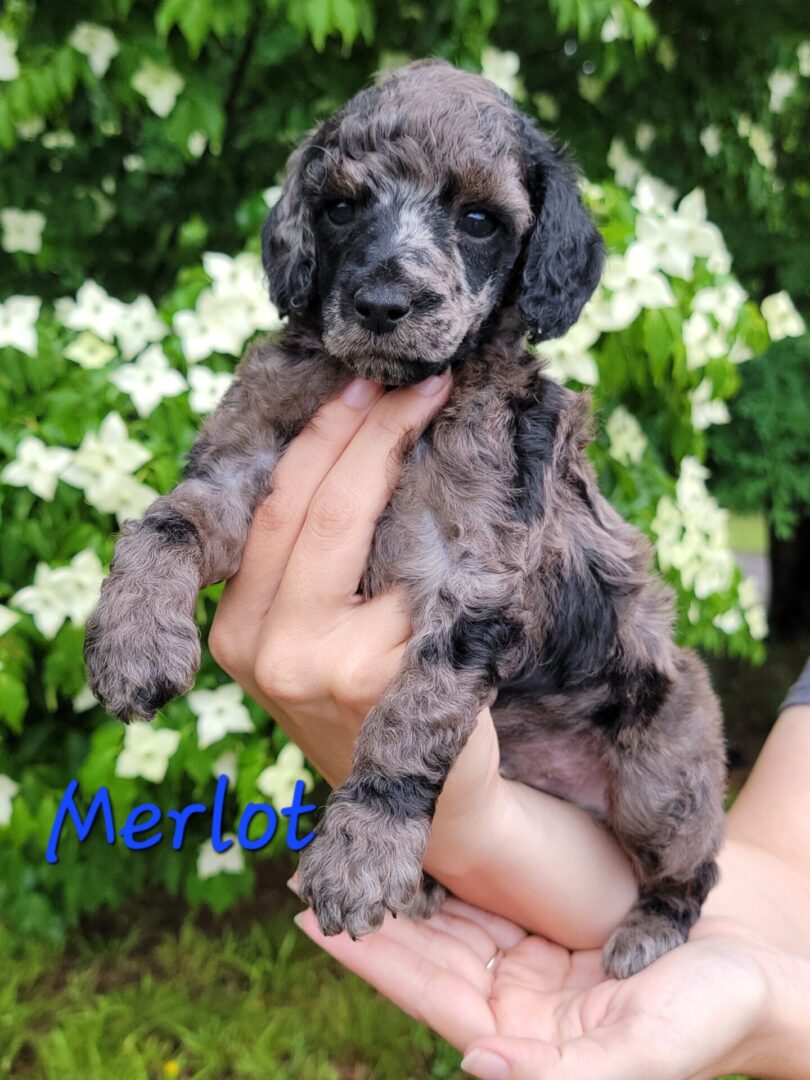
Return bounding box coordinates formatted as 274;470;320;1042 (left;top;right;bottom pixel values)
85;60;726;978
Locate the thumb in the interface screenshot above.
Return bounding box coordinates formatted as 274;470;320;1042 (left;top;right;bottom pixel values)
461;1038;561;1080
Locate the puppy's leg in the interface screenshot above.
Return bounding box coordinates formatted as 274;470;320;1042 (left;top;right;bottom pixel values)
601;650;726;978
85;344;344;721
297;613;513;938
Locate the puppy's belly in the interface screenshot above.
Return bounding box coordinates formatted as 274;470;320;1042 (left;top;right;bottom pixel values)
495;727;610;816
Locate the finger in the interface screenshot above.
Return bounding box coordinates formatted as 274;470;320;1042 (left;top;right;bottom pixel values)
280;371;452;618
461;1038;563;1080
425;909;501;966
440;898;528;952
218;377;384;625
348;589;412;653
294;907;495;1050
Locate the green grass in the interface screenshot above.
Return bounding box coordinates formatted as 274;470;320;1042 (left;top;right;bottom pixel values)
1;873;462;1080
727;513;768;555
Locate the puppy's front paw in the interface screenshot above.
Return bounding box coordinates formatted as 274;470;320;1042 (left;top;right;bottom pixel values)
84;575;200;722
297;795;429;939
602;915;687;979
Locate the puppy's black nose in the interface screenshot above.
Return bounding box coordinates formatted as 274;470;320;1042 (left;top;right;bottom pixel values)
354;284;411;334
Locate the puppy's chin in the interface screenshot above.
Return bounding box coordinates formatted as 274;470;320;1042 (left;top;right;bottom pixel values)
341;354;450;386
321;325;457;385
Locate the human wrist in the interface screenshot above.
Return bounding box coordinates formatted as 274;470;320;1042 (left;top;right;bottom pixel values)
731;944;810;1080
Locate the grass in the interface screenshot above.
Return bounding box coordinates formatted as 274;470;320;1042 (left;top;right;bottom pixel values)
1;868;462;1080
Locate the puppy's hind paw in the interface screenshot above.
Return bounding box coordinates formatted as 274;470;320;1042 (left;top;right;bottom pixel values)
602;916;687;979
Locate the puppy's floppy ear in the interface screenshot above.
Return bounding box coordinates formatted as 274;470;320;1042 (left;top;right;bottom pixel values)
516;115;604;342
262;141;317;317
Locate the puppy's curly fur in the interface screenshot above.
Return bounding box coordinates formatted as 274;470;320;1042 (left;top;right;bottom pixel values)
85;60;725;978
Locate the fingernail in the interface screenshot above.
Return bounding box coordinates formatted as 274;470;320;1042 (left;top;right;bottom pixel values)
341;377;379;408
286;874;300;897
415;371;450;396
460;1049;510;1080
292;911;306;930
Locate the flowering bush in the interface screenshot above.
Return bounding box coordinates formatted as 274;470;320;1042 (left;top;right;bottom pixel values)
0;1;805;944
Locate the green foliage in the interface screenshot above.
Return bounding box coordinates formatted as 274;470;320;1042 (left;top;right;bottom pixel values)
710;337;810;540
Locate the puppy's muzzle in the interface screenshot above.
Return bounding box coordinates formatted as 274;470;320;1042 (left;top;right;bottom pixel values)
354;283;412;335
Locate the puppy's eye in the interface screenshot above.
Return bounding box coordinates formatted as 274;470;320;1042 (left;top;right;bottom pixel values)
459;208;498;238
325;200;355;226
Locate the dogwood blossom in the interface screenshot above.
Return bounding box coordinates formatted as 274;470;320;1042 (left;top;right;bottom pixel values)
11;549;104;638
197;835;245;878
540;318;600;385
798;41;810;78
0;605;20;636
760;291;806;340
131;60;185;117
64;331;118;369
62;412;156;520
41;130;75;150
16;117;45;140
1;436;73;500
606;406;647;465
55;280;123;342
480;47;522;98
115;724;181;783
174;291;248;363
110;345;187;417
212;751;238;785
713;608;743;635
188;366;234;414
72;684;98;712
690;378;730;430
0;32;20;82
692;282;747;330
69;23;119;78
631;176;677;215
88;473;157;522
600;246;675;330
768;69;796;113
187;130;207;158
1;208;46;254
116;295;168;359
0;775;19;826
682;312;728;371
737;577;768;640
257;743;314;809
0;295;40;355
607;139;644;189
187;683;254;750
700;125;722;157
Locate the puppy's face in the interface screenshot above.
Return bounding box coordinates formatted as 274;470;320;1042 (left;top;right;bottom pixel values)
311;175;525;383
263;62;604;384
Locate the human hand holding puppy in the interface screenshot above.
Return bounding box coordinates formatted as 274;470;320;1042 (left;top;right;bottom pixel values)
209;375;636;949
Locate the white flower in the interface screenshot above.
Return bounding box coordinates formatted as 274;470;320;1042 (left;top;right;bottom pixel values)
73;684;98;712
737;577;760;610
2;436;73;500
0;32;20;82
541;318;600;385
174;290;248;363
110;345;187;417
116;295;168;359
187;130;207;157
761;291;805;341
713;609;743;635
212;751;238;785
41;129;76;150
745;603;768;640
633;218;694;280
798;41;810;78
123;154;144;172
115;723;181;783
64;331;118;369
700;125;722;157
131;60;185;117
682;312;728;371
187;683;254;750
633;0;651;6
600;246;675;330
16;117;45;140
0;605;20;636
0;775;19;826
69;23;119;78
747;124;776;171
631;176;677;216
480;47;521;98
86;473;157;522
690;379;730;430
1;208;46;254
263;185;283;209
63;412;150;488
0;295;40;355
197;835;245;878
188;366;234;414
692;282;746;330
11;549;103;638
635;123;656;151
606;406;647;465
55;280;124;342
768;69;796;113
601;15;622;43
607;140;644;189
257;743;314;808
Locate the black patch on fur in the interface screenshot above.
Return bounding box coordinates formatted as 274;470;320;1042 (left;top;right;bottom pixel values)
343;772;441;823
184;441;215;481
592;665;673;738
508;374;569;523
419;609;523;682
144;511;199;547
131;676;175;720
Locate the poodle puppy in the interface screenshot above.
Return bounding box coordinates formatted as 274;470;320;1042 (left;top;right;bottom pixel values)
85;60;726;978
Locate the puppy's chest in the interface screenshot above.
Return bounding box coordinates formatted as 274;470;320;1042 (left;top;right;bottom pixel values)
362;388;525;599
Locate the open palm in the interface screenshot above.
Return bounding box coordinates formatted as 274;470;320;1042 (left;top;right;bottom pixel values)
294;896;766;1080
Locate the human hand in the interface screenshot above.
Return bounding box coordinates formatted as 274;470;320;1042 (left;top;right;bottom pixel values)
293;890;803;1080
